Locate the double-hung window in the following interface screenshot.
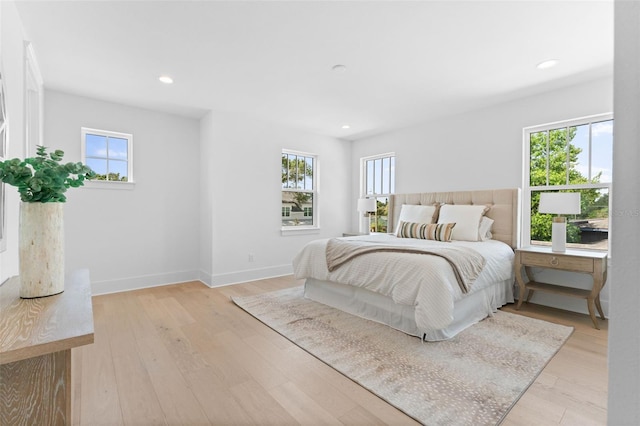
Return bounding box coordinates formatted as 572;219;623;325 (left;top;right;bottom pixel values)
81;127;133;183
362;153;395;233
523;113;613;251
282;150;317;229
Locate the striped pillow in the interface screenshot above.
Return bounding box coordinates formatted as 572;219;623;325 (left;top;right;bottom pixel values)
396;221;456;242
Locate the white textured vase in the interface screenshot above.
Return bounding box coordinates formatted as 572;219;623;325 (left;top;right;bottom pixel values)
19;202;65;298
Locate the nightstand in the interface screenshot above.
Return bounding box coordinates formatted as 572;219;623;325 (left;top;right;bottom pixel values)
514;246;608;329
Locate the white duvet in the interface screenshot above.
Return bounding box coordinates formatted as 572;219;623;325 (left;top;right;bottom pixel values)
292;233;514;332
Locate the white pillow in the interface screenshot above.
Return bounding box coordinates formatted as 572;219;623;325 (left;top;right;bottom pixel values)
478;216;494;241
437;204;489;242
395;204;437;235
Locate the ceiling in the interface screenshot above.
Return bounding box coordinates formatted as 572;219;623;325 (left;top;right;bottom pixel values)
14;1;613;141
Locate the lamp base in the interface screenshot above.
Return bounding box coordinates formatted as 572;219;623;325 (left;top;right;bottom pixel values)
551;216;566;252
359;214;371;234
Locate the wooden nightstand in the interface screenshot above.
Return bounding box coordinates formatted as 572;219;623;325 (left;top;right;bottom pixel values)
514;246;608;329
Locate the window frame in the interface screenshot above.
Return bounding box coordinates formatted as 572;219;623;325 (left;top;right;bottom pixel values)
281;149;319;235
81;127;134;187
522;113;613;252
361;152;395;233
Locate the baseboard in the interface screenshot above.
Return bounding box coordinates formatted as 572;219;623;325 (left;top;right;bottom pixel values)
91;270;201;295
202;264;294;288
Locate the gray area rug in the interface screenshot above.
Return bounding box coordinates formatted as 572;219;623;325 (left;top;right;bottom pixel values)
232;286;573;426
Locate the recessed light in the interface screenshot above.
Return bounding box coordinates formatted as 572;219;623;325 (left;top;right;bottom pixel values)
341;124;351;129
536;59;558;70
332;64;347;72
159;75;174;84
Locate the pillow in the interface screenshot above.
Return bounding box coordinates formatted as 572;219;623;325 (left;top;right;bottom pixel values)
396;221;456;242
395;204;437;235
437;204;490;242
478;216;494;241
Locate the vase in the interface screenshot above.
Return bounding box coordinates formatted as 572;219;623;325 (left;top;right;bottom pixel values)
19;202;65;298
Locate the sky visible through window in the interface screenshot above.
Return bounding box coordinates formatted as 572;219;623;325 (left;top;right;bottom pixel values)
85;133;129;180
573;120;613;183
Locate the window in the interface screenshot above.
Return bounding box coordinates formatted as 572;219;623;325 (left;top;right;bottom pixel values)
524;114;612;251
362;153;395;233
282;150;317;229
81;128;133;182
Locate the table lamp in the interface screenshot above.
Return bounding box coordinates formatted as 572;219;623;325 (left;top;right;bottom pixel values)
538;192;581;252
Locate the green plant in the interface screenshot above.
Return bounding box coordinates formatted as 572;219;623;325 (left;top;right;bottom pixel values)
0;145;96;202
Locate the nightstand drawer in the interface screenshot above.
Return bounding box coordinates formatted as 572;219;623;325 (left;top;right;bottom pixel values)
521;252;593;273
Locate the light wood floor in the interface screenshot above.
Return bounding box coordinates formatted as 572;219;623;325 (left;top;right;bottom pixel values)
72;276;607;425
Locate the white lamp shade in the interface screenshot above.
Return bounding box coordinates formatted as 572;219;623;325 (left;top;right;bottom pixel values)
357;198;376;213
538;192;581;215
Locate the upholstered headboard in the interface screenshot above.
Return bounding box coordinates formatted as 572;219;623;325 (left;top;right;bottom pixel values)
389;188;520;248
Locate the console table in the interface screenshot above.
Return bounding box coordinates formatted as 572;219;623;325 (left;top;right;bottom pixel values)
0;269;94;425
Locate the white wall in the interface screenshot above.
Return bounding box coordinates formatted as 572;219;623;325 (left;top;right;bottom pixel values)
43;90;201;294
199;110;351;286
351;76;613;316
0;1;28;284
608;0;640;422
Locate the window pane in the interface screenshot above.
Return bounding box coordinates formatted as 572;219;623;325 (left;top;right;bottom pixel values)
366;160;374;195
281;191;313;226
592;120;613;183
548;127;568;185
382;157;390;194
389;157;395;193
530;188;608;251
108;137;128;160
281;154;289;189
304;156;313;190
529;131;548;186
374;158;382;194
290;155;298;188
369;196;389;233
570;124;590;184
86;158;107;179
86;134;107;158
109;160;128;181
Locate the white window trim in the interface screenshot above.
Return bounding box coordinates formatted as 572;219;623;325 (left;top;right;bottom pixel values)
81;127;134;186
281;149;319;235
360;152;395;198
522;112;613;251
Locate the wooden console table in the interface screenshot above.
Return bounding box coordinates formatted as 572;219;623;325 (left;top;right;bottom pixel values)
0;269;94;425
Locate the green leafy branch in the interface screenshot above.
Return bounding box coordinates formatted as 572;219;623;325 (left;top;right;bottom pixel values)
0;145;96;202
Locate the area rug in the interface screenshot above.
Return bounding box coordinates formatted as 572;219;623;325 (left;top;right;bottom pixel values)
232;286;573;426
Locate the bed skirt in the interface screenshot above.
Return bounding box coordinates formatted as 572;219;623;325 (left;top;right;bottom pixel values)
303;278;515;341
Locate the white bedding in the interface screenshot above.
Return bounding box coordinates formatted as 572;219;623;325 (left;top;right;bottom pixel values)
292;233;514;333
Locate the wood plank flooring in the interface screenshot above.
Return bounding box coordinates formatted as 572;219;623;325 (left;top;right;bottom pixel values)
72;276;607;425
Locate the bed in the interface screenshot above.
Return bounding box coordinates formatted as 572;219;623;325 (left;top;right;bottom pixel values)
293;188;520;341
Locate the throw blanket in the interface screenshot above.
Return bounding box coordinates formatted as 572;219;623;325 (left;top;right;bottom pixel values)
326;238;485;293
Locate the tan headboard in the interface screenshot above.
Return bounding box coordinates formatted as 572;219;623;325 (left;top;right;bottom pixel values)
389;188;520;248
